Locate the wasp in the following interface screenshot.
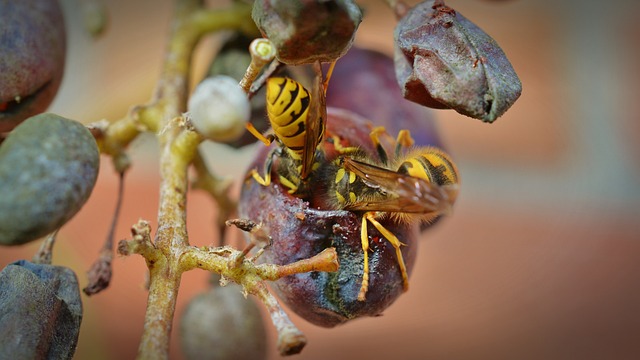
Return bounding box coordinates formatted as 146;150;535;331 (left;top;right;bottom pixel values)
315;126;460;301
245;61;335;195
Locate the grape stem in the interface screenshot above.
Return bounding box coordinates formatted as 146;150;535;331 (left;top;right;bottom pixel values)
105;0;340;359
109;1;257;359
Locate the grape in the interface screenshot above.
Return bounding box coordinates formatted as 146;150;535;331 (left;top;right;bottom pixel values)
394;0;521;122
252;0;361;65
0;0;66;132
180;281;267;360
239;110;419;327
0;113;100;246
0;260;82;360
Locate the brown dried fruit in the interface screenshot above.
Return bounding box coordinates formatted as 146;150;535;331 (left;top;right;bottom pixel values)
0;260;82;360
394;0;521;122
252;0;362;65
239;109;419;327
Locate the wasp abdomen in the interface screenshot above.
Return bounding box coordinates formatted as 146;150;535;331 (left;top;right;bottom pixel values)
266;78;312;153
396;147;459;186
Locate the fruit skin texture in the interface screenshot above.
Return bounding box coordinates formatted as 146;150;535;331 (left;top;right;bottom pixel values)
252;0;361;65
239;110;419;327
0;260;83;360
0;0;66;132
394;0;521;122
0;113;100;246
180;282;267;360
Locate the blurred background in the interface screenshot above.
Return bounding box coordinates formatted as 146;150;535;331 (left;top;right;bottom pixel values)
2;0;639;359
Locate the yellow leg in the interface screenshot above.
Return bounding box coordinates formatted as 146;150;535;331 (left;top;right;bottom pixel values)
246;123;273;146
357;215;371;302
278;174;298;194
247;148;276;187
365;213;409;293
249;168;271;187
323;60;337;92
331;135;359;155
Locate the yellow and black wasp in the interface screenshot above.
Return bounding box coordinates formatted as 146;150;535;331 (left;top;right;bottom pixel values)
315;127;460;301
245;61;334;195
245;60;459;301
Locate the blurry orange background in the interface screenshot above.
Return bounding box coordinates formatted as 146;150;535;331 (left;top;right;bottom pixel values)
2;0;639;359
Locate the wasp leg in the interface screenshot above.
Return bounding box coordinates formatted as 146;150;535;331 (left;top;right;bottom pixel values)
364;213;410;295
331;135;360;155
394;129;415;158
357;215;371;302
248;147;277;186
246;123;275;147
278;174;299;194
323;60;337;93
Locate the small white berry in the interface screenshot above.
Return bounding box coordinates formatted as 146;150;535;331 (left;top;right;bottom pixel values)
188;75;250;142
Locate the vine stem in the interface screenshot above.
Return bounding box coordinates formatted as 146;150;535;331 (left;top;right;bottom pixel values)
133;1;255;359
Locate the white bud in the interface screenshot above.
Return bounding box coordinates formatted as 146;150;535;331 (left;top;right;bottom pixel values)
188;75;250;142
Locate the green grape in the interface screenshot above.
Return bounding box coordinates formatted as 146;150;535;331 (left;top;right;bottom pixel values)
0;113;100;245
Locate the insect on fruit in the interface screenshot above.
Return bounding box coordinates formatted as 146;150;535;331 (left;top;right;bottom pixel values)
245;61;335;195
314;126;460;301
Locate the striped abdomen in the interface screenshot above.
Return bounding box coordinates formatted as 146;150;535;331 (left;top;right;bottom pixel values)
266;77;311;158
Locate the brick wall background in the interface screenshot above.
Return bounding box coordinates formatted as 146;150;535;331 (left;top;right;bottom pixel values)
2;0;639;359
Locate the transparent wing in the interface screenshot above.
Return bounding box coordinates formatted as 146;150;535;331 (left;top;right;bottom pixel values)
301;61;327;179
342;157;459;215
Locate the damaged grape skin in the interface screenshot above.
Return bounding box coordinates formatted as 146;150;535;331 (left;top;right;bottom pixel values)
394;0;522;122
239;109;420;327
251;0;362;65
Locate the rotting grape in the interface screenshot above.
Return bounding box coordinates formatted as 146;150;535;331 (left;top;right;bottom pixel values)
0;0;66;132
0;260;82;360
0;113;100;246
252;0;362;65
239;110;420;327
394;0;521;122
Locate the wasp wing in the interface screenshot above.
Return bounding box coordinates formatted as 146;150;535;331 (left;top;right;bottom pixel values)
342;157;459;215
301;61;327;180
